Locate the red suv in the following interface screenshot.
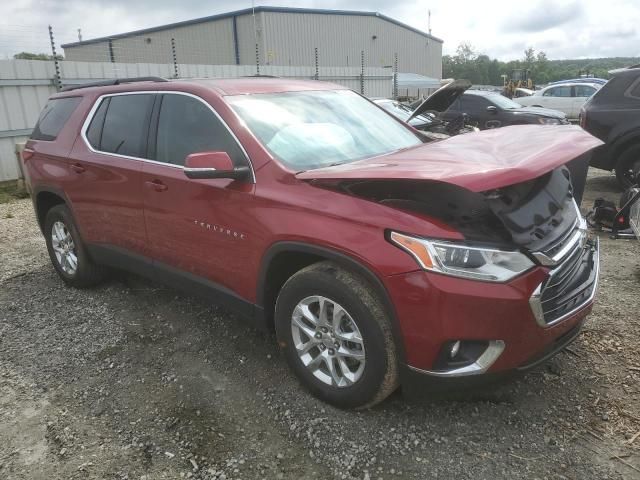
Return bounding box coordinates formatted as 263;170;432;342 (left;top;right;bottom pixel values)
23;77;602;408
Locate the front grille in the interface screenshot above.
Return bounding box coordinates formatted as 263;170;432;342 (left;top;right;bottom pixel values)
538;237;598;325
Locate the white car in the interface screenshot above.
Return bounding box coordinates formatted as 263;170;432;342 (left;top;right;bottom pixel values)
517;82;601;119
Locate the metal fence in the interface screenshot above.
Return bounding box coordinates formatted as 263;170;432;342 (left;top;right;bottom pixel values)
0;59;396;182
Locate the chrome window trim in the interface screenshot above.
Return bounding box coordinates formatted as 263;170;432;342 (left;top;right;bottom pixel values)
408;340;505;377
80;90;256;183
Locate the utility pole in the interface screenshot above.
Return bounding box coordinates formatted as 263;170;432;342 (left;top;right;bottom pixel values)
77;28;82;42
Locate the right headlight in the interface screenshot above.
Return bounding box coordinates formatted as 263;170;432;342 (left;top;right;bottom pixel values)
389;231;535;282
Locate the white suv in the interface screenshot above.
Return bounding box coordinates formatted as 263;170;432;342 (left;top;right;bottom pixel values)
517;82;601;120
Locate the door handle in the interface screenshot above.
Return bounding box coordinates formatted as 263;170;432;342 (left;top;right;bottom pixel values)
71;162;85;174
145;180;168;192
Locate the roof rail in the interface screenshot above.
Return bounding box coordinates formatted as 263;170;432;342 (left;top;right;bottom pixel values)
60;76;169;92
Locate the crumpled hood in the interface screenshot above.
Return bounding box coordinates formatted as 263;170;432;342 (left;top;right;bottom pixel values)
296;125;603;192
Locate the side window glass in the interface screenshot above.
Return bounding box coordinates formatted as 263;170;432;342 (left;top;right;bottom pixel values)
31;97;82;141
574;86;595;97
155;94;246;167
630;80;640;99
86;98;109;149
100;94;154;158
545;86;571;97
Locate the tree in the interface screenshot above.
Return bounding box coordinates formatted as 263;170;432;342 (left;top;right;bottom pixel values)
523;47;536;69
455;43;477;64
13;52;63;61
442;42;639;87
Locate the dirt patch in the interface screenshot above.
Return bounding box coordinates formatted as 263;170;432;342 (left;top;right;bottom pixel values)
0;169;638;479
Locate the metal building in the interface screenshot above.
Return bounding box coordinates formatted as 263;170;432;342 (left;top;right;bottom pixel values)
61;6;443;78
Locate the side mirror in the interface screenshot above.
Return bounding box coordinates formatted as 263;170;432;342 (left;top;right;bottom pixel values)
183;151;250;181
486;105;498;114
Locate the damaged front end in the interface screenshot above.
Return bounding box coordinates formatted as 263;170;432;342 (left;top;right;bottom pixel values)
337;165;578;251
324;163;599;327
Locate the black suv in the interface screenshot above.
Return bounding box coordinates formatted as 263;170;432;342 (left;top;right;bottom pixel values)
581;67;640;187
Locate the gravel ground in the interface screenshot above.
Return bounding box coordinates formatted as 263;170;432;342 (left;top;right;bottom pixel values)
1;169;639;480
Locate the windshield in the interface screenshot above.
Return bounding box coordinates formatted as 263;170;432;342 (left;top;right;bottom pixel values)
227;90;422;171
485;94;522;109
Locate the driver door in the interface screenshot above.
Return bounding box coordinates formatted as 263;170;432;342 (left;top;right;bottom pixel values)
141;92;255;293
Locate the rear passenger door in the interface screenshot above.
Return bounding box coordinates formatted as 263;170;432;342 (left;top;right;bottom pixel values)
67;93;154;256
141;92;255;294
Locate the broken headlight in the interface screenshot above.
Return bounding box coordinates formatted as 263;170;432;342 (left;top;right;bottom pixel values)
389;232;535;282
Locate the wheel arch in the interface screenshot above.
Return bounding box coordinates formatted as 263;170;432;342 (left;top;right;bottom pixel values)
611;129;640;164
256;241;406;363
33;186;71;233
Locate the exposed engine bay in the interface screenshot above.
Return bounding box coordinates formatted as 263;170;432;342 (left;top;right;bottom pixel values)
336;166;578;252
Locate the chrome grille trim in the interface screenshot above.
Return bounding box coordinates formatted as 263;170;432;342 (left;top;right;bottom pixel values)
529;236;599;328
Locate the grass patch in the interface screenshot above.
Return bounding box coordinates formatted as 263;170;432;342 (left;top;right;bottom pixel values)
0;181;29;204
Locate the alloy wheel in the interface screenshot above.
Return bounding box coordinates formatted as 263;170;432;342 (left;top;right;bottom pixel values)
51;220;78;275
290;295;366;387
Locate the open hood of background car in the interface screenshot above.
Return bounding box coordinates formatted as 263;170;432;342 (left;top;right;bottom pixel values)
296;125;603;192
407;79;472;121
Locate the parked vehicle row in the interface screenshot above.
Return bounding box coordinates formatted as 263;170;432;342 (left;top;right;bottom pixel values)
376;80;568;134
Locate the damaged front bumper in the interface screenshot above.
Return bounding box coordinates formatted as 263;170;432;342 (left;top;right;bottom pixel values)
386;224;600;390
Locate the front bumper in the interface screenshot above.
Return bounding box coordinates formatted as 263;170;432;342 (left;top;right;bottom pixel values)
385;235;599;388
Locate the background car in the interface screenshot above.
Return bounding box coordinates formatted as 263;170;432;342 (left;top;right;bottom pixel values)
441;90;568;130
373;98;439;131
374;79;478;137
548;78;608;86
517;82;601;119
581;67;640;187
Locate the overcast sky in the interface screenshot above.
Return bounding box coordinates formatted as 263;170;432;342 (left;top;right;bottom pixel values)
2;0;639;60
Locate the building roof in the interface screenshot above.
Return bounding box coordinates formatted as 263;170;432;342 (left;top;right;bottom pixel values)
61;5;443;48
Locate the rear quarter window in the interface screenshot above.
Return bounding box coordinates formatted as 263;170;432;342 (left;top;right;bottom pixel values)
31;97;82;141
627;78;640;99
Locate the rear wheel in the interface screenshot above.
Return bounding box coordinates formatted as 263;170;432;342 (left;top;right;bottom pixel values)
275;261;398;409
615;144;640;189
44;205;106;287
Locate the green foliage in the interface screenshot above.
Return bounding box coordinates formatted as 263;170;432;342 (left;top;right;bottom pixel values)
442;44;639;86
13;52;63;61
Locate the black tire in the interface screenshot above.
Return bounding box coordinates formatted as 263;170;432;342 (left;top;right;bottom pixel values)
275;261;399;409
615;144;640;189
44;204;106;288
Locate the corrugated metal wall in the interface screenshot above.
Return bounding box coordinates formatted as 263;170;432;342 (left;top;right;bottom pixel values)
0;59;396;181
63;11;442;78
260;12;442;78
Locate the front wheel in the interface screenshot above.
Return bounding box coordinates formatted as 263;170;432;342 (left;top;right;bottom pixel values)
44;204;107;287
275;261;399;409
